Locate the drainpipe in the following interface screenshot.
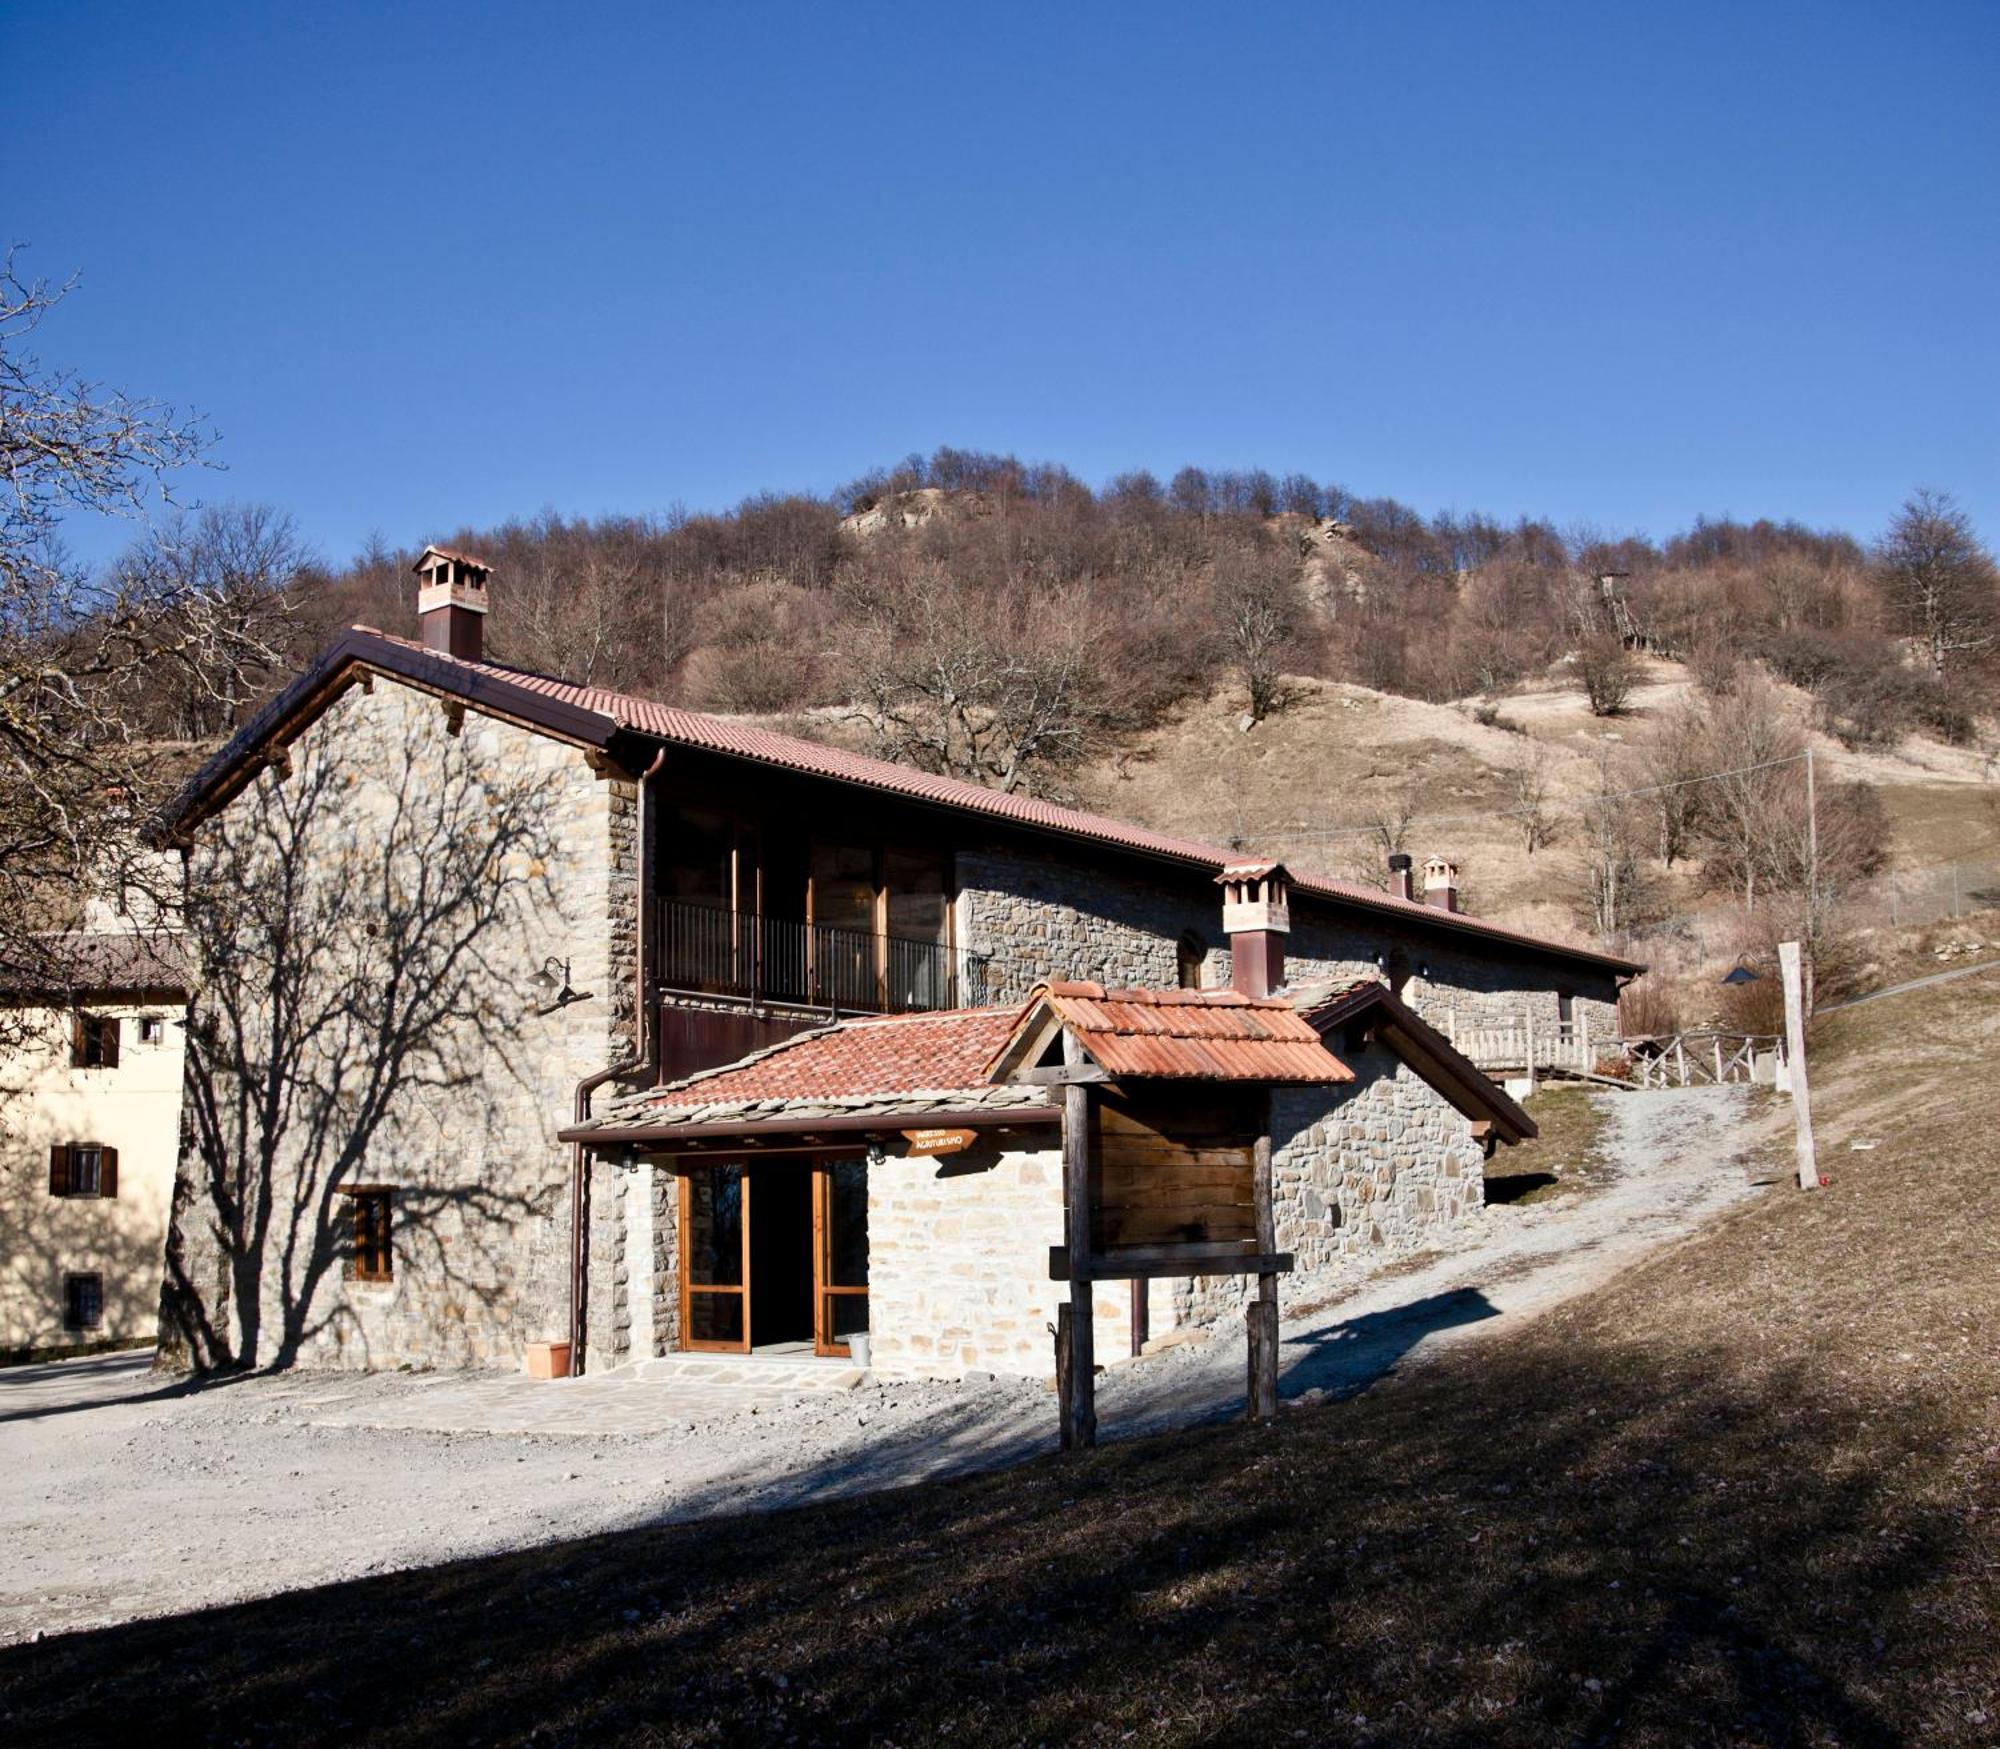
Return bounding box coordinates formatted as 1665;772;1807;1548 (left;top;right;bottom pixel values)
568;745;666;1376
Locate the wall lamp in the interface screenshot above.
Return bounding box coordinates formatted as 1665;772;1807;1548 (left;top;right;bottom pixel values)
529;956;594;1016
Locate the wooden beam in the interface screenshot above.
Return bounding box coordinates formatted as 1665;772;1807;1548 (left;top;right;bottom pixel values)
1061;1027;1097;1451
1018;1062;1113;1086
1248;1100;1279;1423
1048;1244;1294;1281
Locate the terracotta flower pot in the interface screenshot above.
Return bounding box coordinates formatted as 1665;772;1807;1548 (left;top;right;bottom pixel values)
524;1340;572;1380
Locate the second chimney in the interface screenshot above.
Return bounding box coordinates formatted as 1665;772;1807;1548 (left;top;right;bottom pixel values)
1388;851;1414;902
414;545;491;662
1423;856;1460;913
1218;860;1290;999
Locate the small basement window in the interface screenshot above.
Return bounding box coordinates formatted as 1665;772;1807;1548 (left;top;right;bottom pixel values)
343;1188;394;1283
64;1272;104;1331
49;1143;118;1199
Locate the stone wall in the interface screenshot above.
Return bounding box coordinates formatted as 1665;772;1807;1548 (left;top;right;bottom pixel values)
865;1129;1130;1378
957;847;1222;1001
163;679;644;1374
958;842;1621;1049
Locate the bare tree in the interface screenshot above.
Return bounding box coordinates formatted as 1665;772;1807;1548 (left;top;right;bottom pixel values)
1210;539;1305;722
160;710;561;1372
1875;489;1998;683
1575;749;1650;936
836;562;1109;796
0;251;272;1026
1504;740;1558;855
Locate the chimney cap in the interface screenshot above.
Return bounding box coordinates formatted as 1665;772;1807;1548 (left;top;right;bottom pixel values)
414;544;492;577
1387;852;1413;872
1216;859;1287;885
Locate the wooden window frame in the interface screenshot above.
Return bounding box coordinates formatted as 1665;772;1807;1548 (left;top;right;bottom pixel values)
48;1142;118;1200
678;1164;750;1353
71;1011;120;1070
340;1187;394;1284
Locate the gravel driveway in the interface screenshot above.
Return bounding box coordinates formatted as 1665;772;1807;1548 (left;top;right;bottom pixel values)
2;1086;1763;1646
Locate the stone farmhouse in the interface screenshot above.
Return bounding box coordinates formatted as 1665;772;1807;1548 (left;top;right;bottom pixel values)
157;548;1641;1378
1;932;189;1359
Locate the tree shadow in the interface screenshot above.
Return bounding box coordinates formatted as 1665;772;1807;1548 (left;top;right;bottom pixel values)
0;1331;1972;1747
158;703;571;1376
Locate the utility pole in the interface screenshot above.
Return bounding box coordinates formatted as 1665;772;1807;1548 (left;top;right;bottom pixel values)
1805;745;1820;1013
1779;940;1819;1191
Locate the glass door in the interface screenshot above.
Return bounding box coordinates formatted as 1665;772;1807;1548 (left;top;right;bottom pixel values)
680;1164;750;1352
813;1157;870;1357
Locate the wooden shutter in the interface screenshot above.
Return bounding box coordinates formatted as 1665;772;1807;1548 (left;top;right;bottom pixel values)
100;1017;121;1069
100;1145;119;1199
71;1012;89;1068
48;1144;70;1197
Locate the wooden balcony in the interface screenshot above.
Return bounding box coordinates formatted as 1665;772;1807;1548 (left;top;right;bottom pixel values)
656;897;985;1015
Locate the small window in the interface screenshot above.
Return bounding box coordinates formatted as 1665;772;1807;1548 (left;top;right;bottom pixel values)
64;1272;104;1331
139;1016;165;1046
343;1189;394;1283
48;1143;118;1199
72;1013;121;1069
1177;931;1207;991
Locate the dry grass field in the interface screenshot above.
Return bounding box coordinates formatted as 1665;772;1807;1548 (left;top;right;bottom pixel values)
3;942;1995;1746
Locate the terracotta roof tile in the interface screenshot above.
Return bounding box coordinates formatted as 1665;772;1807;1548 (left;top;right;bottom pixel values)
1001;982;1355;1084
348;632;1643;977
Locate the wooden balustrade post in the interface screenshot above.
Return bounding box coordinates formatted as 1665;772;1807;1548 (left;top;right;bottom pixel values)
1247;1108;1279;1423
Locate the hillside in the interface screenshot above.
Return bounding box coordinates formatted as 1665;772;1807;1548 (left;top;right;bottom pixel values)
10;918;1997;1743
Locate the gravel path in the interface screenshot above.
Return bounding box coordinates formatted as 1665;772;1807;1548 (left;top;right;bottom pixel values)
0;1087;1763;1645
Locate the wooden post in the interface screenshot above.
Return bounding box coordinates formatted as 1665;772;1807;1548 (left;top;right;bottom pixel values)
1779;940;1820;1192
1714;1038;1725;1084
1054;1303;1074;1452
1247;1102;1279;1423
1129;1278;1149;1359
1061;1029;1097;1449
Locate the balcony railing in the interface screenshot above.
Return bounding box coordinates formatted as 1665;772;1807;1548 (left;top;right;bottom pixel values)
656;898;986;1014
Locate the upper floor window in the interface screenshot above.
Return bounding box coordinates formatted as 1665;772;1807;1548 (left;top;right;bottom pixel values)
1177;931;1207;990
139;1016;166;1046
49;1143;118;1199
71;1012;120;1070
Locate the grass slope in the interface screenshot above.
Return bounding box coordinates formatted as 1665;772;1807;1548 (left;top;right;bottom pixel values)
3;983;1997;1746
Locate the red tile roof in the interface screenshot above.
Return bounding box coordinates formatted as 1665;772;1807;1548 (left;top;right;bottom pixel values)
173;626;1642;977
1018;980;1354;1084
647;1006;1023;1109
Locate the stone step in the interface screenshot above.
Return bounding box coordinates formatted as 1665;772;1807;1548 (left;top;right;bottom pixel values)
625;1356;865;1393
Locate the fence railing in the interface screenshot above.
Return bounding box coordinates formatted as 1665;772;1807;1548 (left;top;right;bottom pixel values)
1621;1031;1782;1089
1449;1013;1604;1077
656;898;986;1015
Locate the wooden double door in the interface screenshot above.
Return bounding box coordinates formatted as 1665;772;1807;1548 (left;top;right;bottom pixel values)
678;1158;869;1356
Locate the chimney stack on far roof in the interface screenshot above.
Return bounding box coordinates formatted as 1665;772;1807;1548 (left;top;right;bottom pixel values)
414;545;491;662
1388;851;1414;902
1218;860;1290;999
1423;856;1459;914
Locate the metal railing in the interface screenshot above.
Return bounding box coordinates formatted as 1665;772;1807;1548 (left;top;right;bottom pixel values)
656;898;985;1014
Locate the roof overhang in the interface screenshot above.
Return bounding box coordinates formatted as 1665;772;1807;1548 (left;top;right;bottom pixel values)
1300;981;1538;1145
559;1103;1060;1151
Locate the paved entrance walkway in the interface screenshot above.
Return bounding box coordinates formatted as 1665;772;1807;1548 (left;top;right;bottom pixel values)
296;1350;865;1437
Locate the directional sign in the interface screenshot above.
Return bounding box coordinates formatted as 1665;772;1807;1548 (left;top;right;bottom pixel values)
901;1126;977;1158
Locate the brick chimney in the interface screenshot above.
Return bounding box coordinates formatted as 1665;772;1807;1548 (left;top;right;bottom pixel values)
413;546;491;661
1388;852;1414;902
1218;860;1290;998
1423;856;1459;913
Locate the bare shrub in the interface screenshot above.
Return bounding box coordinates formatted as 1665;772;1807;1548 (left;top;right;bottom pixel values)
1575;635;1641;716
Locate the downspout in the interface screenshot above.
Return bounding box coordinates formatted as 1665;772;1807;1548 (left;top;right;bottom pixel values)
568;745;667;1376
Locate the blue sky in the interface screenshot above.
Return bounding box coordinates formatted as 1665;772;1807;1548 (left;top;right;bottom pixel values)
9;1;1997;568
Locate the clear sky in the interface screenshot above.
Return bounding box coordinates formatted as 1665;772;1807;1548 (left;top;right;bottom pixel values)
9;0;1998;568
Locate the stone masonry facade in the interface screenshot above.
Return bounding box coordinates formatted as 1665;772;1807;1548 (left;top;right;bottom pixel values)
165;679;643;1373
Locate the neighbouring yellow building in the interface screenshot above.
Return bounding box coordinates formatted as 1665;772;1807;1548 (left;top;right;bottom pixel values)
1;934;188;1358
